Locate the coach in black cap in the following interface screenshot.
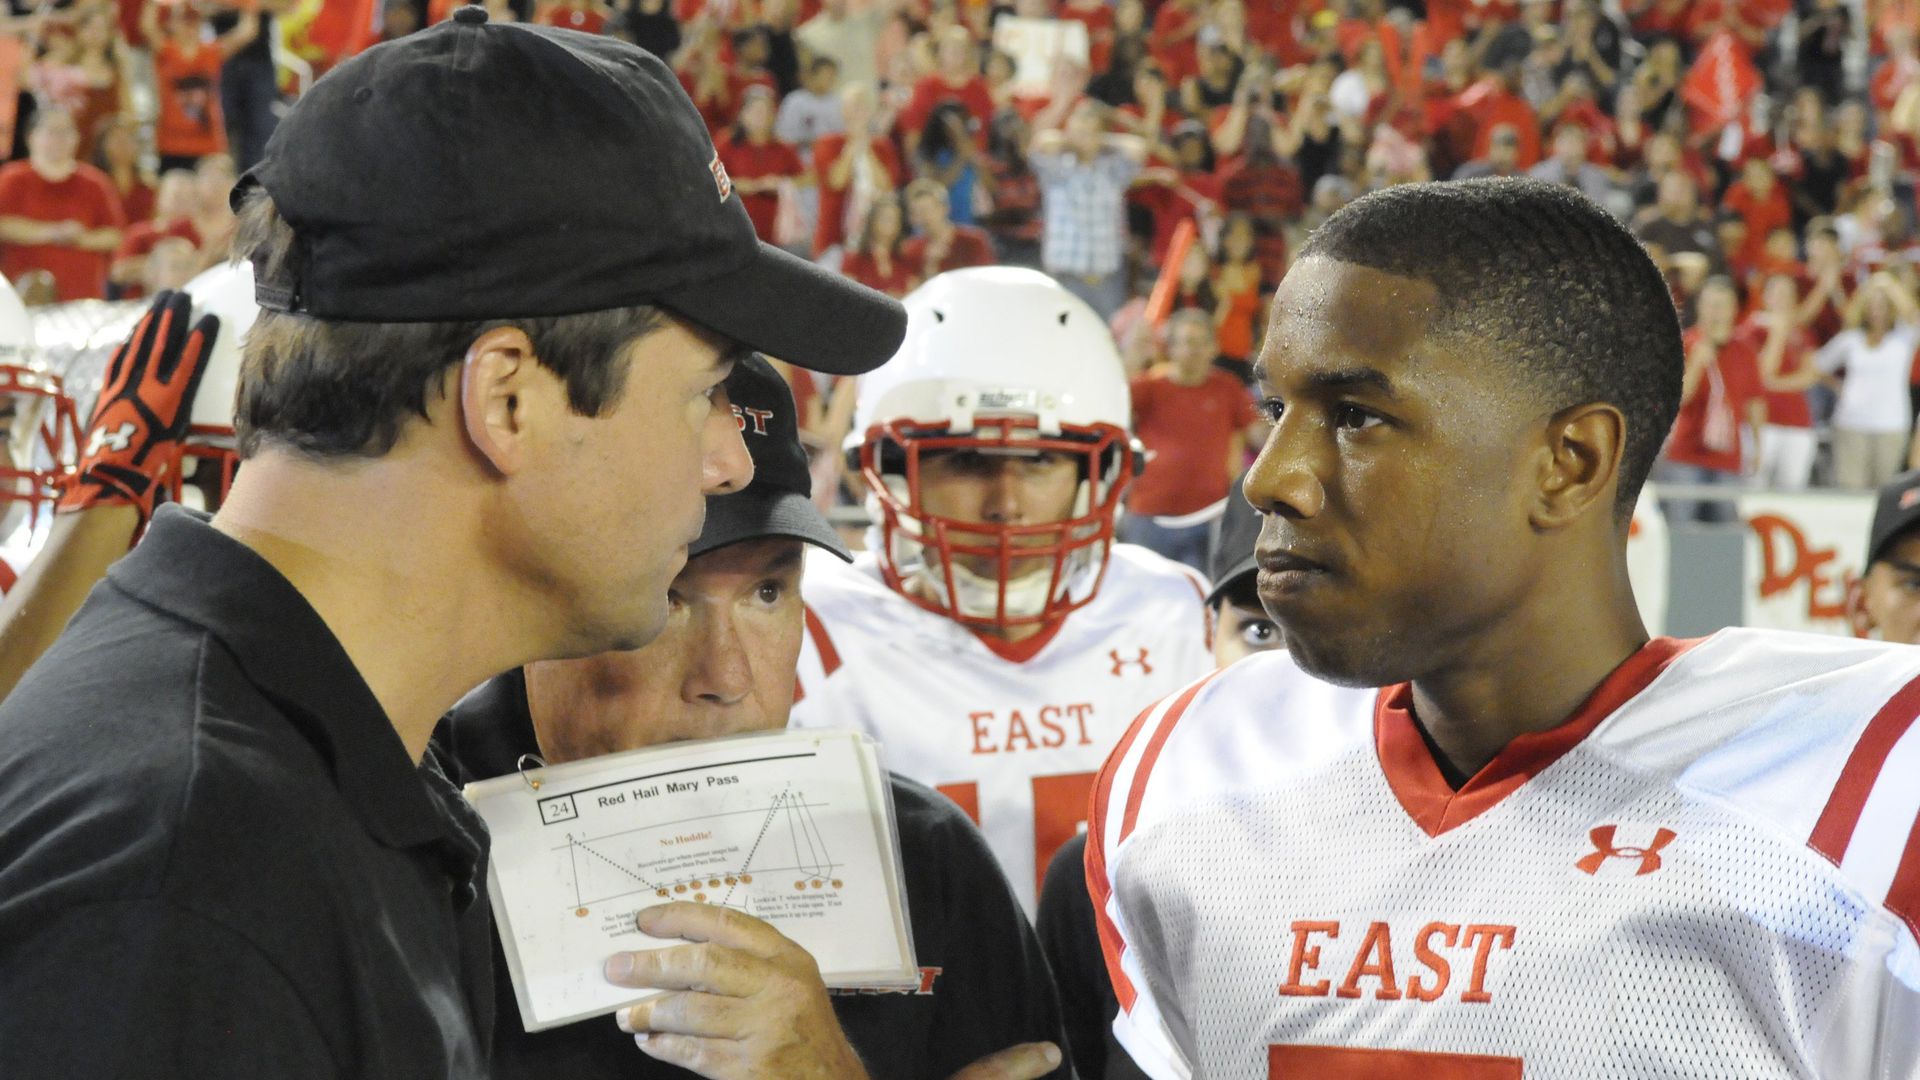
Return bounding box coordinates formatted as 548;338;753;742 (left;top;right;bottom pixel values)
1848;469;1920;645
0;14;902;1080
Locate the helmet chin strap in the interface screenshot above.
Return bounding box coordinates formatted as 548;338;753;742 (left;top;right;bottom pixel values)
938;557;1058;622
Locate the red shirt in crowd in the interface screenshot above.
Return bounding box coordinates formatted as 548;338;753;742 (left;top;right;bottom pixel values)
898;74;994;143
810;133;904;256
1721;178;1792;268
1466;83;1542;169
1128;366;1260;516
154;41;226;160
717;133;803;244
0;160;125;300
113;216;201;299
1664;326;1762;474
840;248;916;297
1735;314;1815;430
900;225;996;275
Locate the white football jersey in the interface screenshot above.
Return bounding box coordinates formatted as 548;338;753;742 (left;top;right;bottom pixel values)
793;544;1214;912
1090;630;1920;1080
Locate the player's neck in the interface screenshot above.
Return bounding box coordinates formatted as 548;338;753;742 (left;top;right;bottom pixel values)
213;448;558;764
1406;553;1648;785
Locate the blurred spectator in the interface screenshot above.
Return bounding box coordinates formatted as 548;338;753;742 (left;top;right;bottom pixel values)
719;85;804;245
0;107;124;301
1634;171;1723;277
618;0;679;57
775;56;845;153
1528;122;1617;208
110;168;200;299
141;233;197;294
1721;156;1792;271
1797;0;1851;104
1740;272;1822;490
1655;277;1764;523
381;0;422;40
795;0;892;90
1817;274;1920;488
811;81;903;258
842;191;913;297
1211;211;1262;378
1123;308;1262;570
27;8;127;163
911;100;980;225
144;0;258;171
901;175;994;276
900;25;992;160
92;114;155;224
210;0;286;173
978;109;1043;268
1031;98;1147;319
190;152;237;266
1453;123;1523;179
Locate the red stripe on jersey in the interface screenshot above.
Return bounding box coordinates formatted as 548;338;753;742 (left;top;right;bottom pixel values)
1087;695;1186;1013
1809;672;1920;867
1887;812;1920;946
1120;671;1225;843
1377;637;1696;838
936;782;981;824
802;605;842;676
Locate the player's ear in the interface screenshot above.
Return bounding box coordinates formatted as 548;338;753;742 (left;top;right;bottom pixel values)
460;326;546;477
1846;575;1877;639
1529;401;1624;532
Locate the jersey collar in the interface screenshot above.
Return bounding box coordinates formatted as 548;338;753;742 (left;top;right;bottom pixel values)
1374;636;1697;838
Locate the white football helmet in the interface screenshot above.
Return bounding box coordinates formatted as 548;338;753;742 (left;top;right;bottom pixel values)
165;260;259;508
852;267;1136;630
0;274;78;541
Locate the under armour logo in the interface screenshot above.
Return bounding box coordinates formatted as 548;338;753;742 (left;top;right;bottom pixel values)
1576;824;1677;877
709;151;733;202
86;421;136;457
1109;648;1152;676
731;404;774;436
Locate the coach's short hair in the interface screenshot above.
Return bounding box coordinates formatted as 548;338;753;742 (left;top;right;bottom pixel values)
1298;177;1682;516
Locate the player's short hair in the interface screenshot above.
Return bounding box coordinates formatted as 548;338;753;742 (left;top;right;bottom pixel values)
232;189;664;459
1298;177;1682;517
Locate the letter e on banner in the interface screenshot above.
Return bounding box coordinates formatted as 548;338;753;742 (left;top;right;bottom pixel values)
1738;491;1874;635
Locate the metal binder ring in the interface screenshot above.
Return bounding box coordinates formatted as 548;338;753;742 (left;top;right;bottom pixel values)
517;753;549;791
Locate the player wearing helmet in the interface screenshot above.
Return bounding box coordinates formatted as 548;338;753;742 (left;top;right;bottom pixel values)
0;263;230;697
790;266;1213;912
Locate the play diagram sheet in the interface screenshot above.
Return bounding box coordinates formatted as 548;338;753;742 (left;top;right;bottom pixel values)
465;729;917;1031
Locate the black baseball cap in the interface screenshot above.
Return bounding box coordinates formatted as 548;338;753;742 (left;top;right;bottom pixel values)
1867;469;1920;567
234;8;903;376
695;356;850;561
1205;485;1262;607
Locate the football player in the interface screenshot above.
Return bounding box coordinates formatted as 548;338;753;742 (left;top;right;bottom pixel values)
0;263;237;696
1037;480;1279;1080
1091;179;1920;1077
790;266;1214;911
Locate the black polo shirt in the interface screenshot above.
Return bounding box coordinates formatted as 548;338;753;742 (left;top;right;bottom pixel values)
432;671;1072;1080
0;506;494;1078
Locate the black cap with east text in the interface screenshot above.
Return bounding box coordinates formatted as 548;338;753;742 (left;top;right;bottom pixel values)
1868;468;1920;567
695;356;849;561
234;7;903;376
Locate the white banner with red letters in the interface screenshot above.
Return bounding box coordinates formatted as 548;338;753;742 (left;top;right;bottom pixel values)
1739;490;1874;637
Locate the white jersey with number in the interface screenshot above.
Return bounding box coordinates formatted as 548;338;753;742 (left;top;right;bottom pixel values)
1090;630;1920;1080
792;544;1213;913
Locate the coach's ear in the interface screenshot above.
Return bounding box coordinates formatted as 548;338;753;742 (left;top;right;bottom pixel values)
1846;576;1877;639
1530;401;1625;532
460;326;550;477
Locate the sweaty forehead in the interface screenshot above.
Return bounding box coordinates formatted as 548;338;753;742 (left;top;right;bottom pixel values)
1260;258;1444;379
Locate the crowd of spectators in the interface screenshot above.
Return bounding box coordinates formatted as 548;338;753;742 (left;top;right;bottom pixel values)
1;0;1916;538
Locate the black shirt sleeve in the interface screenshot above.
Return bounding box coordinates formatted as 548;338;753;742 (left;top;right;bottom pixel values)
0;899;340;1078
1035;833;1149;1080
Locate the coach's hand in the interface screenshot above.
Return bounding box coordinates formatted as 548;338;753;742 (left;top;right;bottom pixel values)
607;902;872;1080
947;1041;1064;1080
57;290;217;530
